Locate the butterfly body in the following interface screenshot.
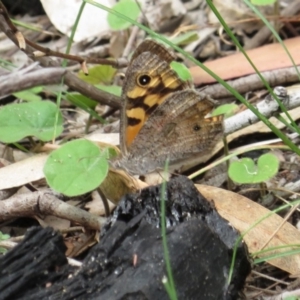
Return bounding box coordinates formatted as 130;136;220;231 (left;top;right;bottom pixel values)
113;40;223;175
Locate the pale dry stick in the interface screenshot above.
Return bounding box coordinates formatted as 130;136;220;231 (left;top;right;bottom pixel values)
247;285;278;295
251;270;289;286
0;240;18;250
279;180;300;198
239;187;300;212
248;280;284;299
258;203;300;251
0;67;67;98
200;66;300;100
67;257;82;267
273;191;300;211
8;235;24;242
122;25;140;58
0;191;106;230
1;61;39;77
224;85;300;135
59;226;85;234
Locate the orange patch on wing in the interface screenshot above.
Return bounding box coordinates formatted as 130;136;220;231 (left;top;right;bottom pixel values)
126;107;146;147
126;124;143;147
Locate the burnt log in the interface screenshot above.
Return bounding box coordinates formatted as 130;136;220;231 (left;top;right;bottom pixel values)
0;175;251;299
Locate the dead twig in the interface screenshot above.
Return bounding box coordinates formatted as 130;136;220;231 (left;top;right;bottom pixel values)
200;66;300;100
0;1;128;69
0;67;67;98
224;86;300;135
0;191;106;230
0;1;122;109
244;1;300;50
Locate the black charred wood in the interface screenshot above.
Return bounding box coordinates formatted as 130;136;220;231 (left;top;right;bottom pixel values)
0;226;68;300
1;0;45;16
0;176;251;300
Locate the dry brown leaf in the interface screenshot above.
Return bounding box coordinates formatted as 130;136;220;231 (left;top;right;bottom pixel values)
85;190;115;216
197;184;300;275
100;168;148;204
0;154;48;190
65;230;97;257
190;37;300;85
36;215;70;231
0;137;120;191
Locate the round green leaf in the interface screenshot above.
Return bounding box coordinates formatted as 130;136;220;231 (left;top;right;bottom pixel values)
0;101;63;143
228;154;279;184
107;0;140;30
44;139;109;196
78;65;116;85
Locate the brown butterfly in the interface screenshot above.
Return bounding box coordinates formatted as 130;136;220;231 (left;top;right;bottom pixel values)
112;40;223;175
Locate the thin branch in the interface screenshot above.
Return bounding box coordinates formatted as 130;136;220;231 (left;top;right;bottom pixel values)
224;86;300;135
0;1;122;109
27;38;129;69
0;67;67;97
0;1;128;69
200;66;300;100
0;190;106;230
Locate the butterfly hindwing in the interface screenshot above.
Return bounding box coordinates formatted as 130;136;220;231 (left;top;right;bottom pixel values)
118;90;223;174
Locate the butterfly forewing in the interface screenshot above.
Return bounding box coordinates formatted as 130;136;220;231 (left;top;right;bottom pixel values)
120;41;192;151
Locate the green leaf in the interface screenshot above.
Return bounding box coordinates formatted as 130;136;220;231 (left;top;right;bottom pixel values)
78;65;116;85
0;101;63;143
13;86;43;101
0;231;10;253
251;0;276;5
212;103;238;118
228;153;279;184
283;297;298;300
0;232;10;241
106;146;119;159
107;0;140;30
66;93;98;109
170;61;192;81
66;93;105;123
170;31;199;46
44;139;109;196
95;84;122;97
